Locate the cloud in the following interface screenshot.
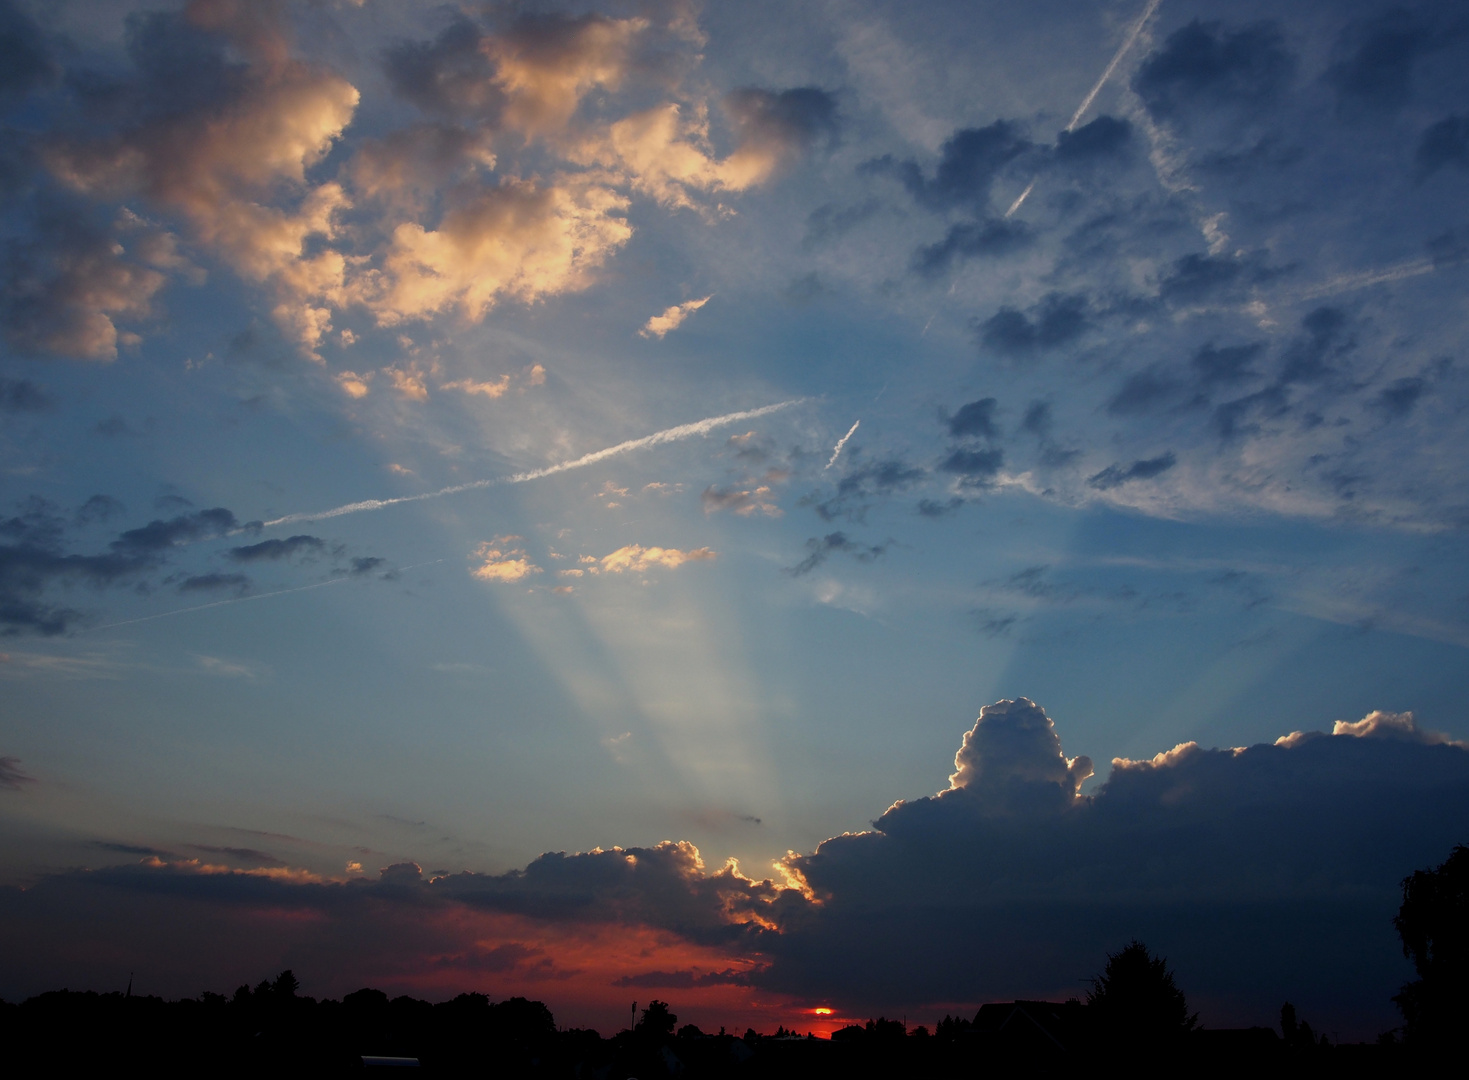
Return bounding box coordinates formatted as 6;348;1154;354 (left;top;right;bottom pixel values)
1369;377;1428;418
1415;114;1469;179
947;399;1000;440
1324;9;1446;115
0;377;52;413
786;532;887;577
39;3;360;356
976;293;1089;359
0;755;36;790
178;572;249;594
111;508;237;554
471;542;542;583
939;447;1004;488
701;486;779;517
354;176;632;326
0;206;174;361
228;535;324;562
873;121;1033;214
719;86;839;186
1052;115;1133;166
1191;342;1263;386
0;0;57;107
3;703;1467;1032
599;545;715;574
1087;452;1177;490
641;295;711;339
913;218;1031;275
1133;19;1296;121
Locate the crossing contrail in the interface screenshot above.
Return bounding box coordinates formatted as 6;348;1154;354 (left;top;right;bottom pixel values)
261;399;809;528
826;420;860;470
1006;0;1163;219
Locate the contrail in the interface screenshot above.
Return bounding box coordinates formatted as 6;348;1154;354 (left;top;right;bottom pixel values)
89;561;445;632
262;399;808;528
1294;258;1436;301
825;420;860;470
1007;0;1162;218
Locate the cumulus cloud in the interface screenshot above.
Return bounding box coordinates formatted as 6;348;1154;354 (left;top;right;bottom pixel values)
976;293;1089;359
228;534;324;562
641;295;711;338
945;698;1094;814
1133;19;1296;121
598;544;715;574
470;540;541;583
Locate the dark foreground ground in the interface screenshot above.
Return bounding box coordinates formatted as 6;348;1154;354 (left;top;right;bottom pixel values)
0;986;1419;1077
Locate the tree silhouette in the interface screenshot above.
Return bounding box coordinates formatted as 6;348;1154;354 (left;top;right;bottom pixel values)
1393;843;1469;1046
635;999;676;1039
1087;940;1197;1049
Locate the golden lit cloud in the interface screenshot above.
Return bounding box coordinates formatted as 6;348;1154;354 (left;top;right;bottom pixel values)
641;295;711;338
599;544;716;573
471;541;542;582
335;370;371;398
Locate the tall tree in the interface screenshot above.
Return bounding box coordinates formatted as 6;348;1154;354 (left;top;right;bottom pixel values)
1087;940;1197;1050
1394;843;1469;1045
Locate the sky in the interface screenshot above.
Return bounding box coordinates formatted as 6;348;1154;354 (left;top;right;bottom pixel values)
2;0;1469;1041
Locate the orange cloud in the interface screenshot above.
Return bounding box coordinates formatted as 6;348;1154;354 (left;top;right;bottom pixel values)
471;541;542;583
599;544;716;574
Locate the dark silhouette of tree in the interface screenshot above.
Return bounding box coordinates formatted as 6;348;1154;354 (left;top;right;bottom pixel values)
1087;940;1197;1050
271;970;298;998
1280;1002;1326;1050
635;999;676;1038
1393;843;1469;1046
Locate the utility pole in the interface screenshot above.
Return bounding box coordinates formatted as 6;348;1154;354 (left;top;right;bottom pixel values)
631;1001;636;1033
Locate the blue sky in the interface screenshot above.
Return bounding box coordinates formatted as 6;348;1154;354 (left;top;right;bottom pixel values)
3;0;1468;1037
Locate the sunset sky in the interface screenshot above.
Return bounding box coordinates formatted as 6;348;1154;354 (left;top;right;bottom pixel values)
3;0;1469;1040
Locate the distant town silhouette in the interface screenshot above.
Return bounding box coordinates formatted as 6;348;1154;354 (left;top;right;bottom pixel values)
2;844;1462;1075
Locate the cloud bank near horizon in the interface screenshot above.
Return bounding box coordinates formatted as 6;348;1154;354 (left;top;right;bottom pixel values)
4;699;1463;1036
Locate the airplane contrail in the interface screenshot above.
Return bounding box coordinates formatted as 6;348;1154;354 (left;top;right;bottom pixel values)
1294;258;1436;301
826;420;860;470
89;561;446;632
1006;0;1163;219
261;399;809;528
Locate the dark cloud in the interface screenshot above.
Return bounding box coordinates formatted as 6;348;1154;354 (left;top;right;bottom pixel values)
111;508;237;554
1415;114;1469;179
1279;306;1353;384
976;293;1089;358
612;968;752;989
869;121;1032;214
350;556;387;576
1211;384;1290;440
227;535;324;563
2;706;1465;1032
1191;342;1263;386
73;495;124;527
913;218;1032;275
947;397;1000;440
0;755;36;790
724;86;839;156
1052;115;1132;166
1021;401;1052;438
1156;251;1285;306
939;447;1004;488
762;702;1469;1026
1087;452;1177;490
806;460;926;522
1133;20;1296;120
1324;9;1447;114
0;376;52;412
382;17;504;119
1369;376;1427;418
178;572;248;594
1106;370;1178;416
917;497;965;518
90;841;171;856
0;0;58;105
786;532;889;577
